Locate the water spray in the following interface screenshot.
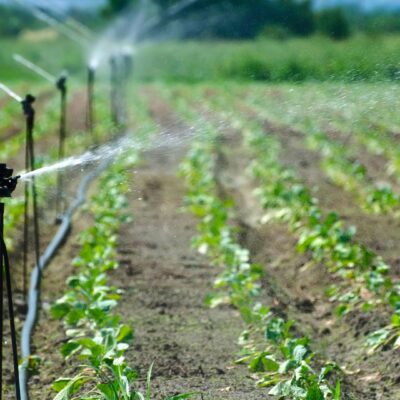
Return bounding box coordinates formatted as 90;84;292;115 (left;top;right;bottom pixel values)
13;0;89;47
0;164;21;400
13;54;57;85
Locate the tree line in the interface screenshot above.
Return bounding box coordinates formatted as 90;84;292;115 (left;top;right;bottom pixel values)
0;0;399;40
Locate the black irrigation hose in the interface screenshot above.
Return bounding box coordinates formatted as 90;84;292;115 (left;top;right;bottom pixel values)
19;158;112;400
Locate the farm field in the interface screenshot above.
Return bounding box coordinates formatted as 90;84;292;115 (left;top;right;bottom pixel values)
1;77;400;400
2;2;400;400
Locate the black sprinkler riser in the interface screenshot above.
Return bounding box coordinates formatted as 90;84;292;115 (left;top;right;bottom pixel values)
56;75;67;94
0;164;20;198
21;94;36;118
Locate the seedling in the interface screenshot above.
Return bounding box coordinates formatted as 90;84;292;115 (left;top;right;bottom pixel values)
0;163;21;400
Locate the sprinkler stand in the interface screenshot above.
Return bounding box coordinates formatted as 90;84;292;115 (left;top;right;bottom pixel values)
120;53;134;128
110;56;119;127
0;164;21;400
122;53;133;81
55;74;68;223
21;95;41;297
86;66;95;139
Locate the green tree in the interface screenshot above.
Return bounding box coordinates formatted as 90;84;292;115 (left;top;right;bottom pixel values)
316;7;351;40
104;0;315;39
103;0;136;15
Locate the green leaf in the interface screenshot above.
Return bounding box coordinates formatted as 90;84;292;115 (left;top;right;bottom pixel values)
263;356;280;372
76;338;97;349
278;359;298;373
52;378;71;393
249;353;267;372
117;325;134;342
334;380;341;400
394;334;400;350
53;376;90;400
305;384;324;400
366;328;389;349
60;341;80;359
269;381;290;396
391;314;400;328
146;363;154;400
97;383;118;400
165;394;199;400
50;303;70;320
293;345;308;362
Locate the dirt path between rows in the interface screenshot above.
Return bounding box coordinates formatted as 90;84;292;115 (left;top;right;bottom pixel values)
108;94;266;399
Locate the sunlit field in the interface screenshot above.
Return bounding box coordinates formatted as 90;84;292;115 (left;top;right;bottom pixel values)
1;1;400;399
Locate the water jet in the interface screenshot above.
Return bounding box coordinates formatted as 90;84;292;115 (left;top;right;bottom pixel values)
13;55;69;221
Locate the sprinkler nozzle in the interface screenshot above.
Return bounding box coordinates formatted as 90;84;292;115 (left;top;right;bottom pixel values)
88;65;95;79
21;94;36;117
0;164;20;198
56;74;67;93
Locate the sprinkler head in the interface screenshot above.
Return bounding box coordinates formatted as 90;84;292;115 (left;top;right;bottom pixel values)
122;53;133;78
88;65;95;77
21;94;36;118
0;164;20;198
56;74;67;93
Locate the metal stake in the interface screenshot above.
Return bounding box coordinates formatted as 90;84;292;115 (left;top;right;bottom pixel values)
86;66;95;139
0;164;21;400
55;75;68;223
110;56;119;127
21;95;41;296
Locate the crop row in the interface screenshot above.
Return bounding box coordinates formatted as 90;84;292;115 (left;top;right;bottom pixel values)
235;83;400;195
197;84;400;217
175;97;341;399
29;93;193;400
241;122;400;351
164;84;400;352
50;160;139;400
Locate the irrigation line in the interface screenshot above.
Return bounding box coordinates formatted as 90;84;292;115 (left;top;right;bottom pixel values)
19;157;113;400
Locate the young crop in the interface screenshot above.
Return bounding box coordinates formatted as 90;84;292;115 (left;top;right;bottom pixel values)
306;132;400;214
47;95;196;400
50;164;139;400
176;101;340;399
242;122;400;351
181;84;400;352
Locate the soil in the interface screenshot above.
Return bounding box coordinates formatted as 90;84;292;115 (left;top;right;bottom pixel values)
109;91;267;399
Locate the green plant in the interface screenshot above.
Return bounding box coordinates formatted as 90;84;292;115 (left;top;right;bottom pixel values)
176;101;340;398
